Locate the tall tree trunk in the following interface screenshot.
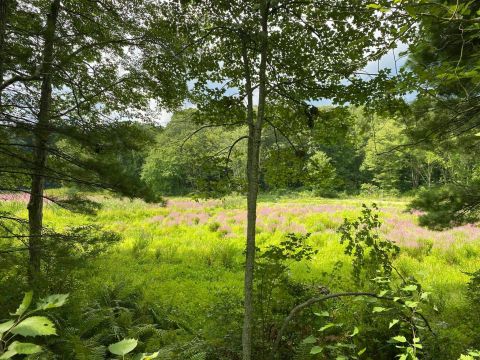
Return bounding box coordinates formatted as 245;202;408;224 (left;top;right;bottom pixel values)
242;1;268;359
0;0;9;103
27;0;60;287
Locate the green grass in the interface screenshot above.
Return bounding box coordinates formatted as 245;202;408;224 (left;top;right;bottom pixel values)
2;194;480;357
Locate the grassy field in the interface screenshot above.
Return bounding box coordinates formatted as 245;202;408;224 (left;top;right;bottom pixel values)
2;193;480;357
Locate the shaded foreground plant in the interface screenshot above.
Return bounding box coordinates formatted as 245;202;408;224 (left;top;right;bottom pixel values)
0;292;68;358
272;204;435;360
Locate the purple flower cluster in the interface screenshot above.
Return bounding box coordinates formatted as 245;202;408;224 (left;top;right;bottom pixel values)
383;217;480;248
0;193;31;202
154;200;480;247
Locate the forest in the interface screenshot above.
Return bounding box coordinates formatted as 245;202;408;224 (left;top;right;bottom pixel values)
0;0;479;359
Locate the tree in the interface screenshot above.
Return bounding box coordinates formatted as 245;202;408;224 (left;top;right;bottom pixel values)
0;0;187;287
389;0;480;227
142;109;247;197
175;1;410;357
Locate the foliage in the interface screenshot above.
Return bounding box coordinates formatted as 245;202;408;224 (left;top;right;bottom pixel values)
389;0;480;227
1;195;479;359
255;233;319;359
303;205;434;360
108;338;160;359
142;110;247;197
0;291;68;358
338;203;399;280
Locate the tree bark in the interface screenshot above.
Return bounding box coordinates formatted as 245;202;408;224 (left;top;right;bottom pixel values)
0;0;9;102
27;0;61;287
242;1;269;359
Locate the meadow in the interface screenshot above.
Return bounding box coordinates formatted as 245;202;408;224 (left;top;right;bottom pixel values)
2;193;479;358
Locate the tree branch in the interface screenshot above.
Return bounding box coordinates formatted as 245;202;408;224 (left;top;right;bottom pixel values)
272;291;434;357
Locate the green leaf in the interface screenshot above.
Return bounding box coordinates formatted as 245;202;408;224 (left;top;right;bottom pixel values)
350;326;359;337
378;290;388;297
8;341;42;354
133;352;159;360
0;320;15;335
0;341;43;359
389;319;400;328
108;338;138;356
13;292;33;316
302;335;317;344
0;350;16;359
310;346;323;354
392;335;407;343
420;292;430;300
402;285;417;292
314;311;329;317
358;347;367;355
36;294;69;311
366;4;382;9
318;323;335;332
372;306;388;313
404;301;418;308
10;316;57;337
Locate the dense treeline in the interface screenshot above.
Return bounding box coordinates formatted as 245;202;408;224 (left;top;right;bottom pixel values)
141;104;470;199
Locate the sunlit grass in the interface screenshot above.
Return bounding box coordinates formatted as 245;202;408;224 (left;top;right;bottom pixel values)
2;193;479;351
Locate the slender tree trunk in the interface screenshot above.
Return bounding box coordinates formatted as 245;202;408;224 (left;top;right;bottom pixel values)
242;1;268;359
27;0;60;287
0;0;9;103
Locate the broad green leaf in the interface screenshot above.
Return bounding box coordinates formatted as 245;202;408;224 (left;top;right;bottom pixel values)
108;338;138;356
36;294;69;311
0;320;15;335
404;301;418;308
372;306;388;313
402;285;417;292
389;319;400;329
318;323;335;332
8;341;42;354
366;4;382;9
0;350;16;359
310;346;323;354
13;292;33;316
302;336;317;344
350;326;359;337
0;341;42;359
10;316;56;337
314;311;329;317
392;335;407;343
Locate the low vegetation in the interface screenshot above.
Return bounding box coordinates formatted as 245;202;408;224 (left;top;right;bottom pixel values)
2;193;479;359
